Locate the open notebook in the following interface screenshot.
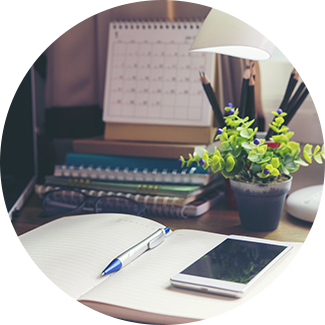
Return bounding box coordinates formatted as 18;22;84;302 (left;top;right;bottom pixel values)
0;213;320;325
0;2;37;232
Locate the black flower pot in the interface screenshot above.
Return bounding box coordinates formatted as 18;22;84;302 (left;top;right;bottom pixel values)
230;176;292;231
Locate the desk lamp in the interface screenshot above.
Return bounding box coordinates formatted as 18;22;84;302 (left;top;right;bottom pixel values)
190;8;321;223
189;8;275;61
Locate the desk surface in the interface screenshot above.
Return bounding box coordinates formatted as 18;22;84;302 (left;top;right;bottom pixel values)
0;165;325;325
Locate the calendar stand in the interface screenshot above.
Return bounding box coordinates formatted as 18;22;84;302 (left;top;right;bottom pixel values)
103;20;217;145
104;121;216;144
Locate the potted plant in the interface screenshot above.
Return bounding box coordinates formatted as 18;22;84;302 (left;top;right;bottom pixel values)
179;106;325;231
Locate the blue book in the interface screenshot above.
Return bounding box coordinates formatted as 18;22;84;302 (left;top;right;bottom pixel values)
54;153;221;185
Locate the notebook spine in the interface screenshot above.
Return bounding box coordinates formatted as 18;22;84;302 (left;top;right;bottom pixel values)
35;184;223;218
35;184;185;206
54;164;214;185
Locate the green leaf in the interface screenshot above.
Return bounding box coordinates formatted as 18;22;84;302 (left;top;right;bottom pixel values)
220;132;229;141
269;124;279;133
285;161;299;171
314;154;323;164
232;145;243;157
271;168;280;176
275;117;285;125
287;141;301;156
241;119;255;129
256;156;272;164
249;162;262;173
283;155;293;165
278;146;292;158
222;159;245;178
278;126;289;133
286;131;294;140
225;155;236;172
247;152;259;162
281;164;289;175
303;144;313;163
241;142;255;150
211;155;220;164
314;145;320;155
186;154;194;167
240;129;251;138
220;141;231;151
179;156;186;168
194;153;201;162
294;158;309;167
256;145;267;155
271;158;280;168
248;127;258;139
211;164;221;173
272;134;287;144
322;145;325;159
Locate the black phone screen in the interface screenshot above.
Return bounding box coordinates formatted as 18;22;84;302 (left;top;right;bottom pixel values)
180;238;288;284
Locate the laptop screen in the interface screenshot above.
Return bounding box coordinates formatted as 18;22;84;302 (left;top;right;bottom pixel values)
0;3;36;232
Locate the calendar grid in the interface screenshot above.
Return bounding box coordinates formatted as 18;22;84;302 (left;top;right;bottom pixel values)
103;21;215;127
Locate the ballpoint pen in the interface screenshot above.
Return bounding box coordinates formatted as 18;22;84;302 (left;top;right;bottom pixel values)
101;227;170;276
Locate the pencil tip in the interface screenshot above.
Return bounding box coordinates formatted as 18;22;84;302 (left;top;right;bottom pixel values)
200;71;208;84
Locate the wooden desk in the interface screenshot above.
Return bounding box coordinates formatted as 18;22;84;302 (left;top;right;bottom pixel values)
0;164;325;325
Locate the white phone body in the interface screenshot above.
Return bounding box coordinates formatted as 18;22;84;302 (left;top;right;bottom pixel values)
170;235;293;298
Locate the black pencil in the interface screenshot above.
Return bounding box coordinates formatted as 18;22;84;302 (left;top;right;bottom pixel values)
251;61;266;131
200;72;225;128
284;87;309;126
285;82;306;115
280;68;299;111
251;60;256;81
245;73;255;127
239;67;250;118
265;69;300;140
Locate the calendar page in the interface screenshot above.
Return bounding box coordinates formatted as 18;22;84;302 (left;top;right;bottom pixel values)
103;21;215;126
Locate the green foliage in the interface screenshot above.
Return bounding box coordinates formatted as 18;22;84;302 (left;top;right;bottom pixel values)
180;107;325;183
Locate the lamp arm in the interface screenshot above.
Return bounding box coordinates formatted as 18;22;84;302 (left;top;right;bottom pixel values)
285;0;325;47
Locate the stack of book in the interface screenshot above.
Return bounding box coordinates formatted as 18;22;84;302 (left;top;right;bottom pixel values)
35;152;224;218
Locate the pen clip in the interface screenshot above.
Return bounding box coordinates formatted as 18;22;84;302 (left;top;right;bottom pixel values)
148;231;165;249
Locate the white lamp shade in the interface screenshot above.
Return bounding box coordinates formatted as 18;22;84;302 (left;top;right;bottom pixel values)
190;9;275;60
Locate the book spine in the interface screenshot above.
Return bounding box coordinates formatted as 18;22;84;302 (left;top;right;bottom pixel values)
54;164;213;185
45;175;202;198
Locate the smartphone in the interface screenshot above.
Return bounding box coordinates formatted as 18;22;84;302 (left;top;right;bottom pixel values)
170;235;293;298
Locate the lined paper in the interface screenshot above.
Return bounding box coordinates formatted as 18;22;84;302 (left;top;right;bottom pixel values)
19;214;165;299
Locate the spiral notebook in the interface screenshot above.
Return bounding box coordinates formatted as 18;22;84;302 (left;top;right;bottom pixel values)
102;20;216;127
35;184;224;218
56;153;221;186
